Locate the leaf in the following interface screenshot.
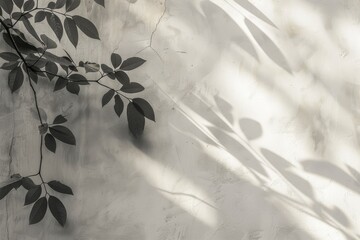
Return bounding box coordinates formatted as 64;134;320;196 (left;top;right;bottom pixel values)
49;196;67;227
120;57;146;71
47;13;63;40
24;185;42;205
102;89;115;107
54;77;68;91
43;52;72;66
64;17;78;47
48;180;73;195
49;125;76;145
73;15;100;40
35;11;46;22
0;52;19;61
0;174;22;189
127;102;145;137
120;82;144;93
1;61;19;70
66;0;80;12
40;34;57;49
55;0;66;8
38;123;48;135
133;98;155;121
23;0;35;11
45;133;56;153
29;197;47;225
8;67;24;93
47;2;55;9
29;70;38;83
114;95;124;117
111;53;122;68
69;74;88;84
101;64;112;73
0;0;13;14
3;33;38;54
0;184;14;200
14;0;24;9
115;71;130;85
45;62;58;81
94;0;105;7
53;115;67;124
22;177;36;190
22;17;42;43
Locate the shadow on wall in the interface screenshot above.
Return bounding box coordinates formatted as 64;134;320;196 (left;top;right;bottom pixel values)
152;92;357;240
73;1;358;239
4;0;360;239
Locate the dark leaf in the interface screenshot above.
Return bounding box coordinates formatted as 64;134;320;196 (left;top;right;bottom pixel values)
53;115;67;124
14;0;24;9
55;0;66;8
54;77;68;91
114;71;129;85
24;185;42;205
49;196;67;226
29;197;47;225
66;82;80;94
101;64;112;74
0;175;22;199
133;98;155;121
23;0;35;11
47;13;63;40
73;15;100;40
107;72;115;80
0;175;22;188
64;17;78;47
40;34;57;49
69;74;88;84
28;69;38;83
102;89;114;107
120;57;146;71
43;52;72;66
45;62;58;80
8;67;24;93
111;53;122;68
47;2;55;9
0;184;14;200
38;123;48;135
1;61;19;70
0;52;19;61
0;0;13;14
12;12;24;21
49;125;76;145
127;102;145;137
66;0;80;12
35;11;46;22
94;0;105;7
45;133;56;153
114;95;124;117
3;33;38;54
22;177;36;190
120;82;144;93
48;180;73;195
22;17;42;43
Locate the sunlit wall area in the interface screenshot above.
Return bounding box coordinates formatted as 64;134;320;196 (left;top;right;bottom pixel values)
1;0;360;239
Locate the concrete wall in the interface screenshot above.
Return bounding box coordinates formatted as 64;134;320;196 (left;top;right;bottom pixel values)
1;0;360;239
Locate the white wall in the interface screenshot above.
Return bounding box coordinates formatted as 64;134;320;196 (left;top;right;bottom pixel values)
1;0;360;239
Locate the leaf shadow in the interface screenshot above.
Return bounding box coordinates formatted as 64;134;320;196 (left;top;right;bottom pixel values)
244;18;292;74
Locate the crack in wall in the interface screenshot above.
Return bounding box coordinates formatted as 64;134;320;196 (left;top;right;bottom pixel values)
137;0;167;61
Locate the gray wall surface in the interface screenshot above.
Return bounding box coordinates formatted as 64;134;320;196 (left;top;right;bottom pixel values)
1;0;360;239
